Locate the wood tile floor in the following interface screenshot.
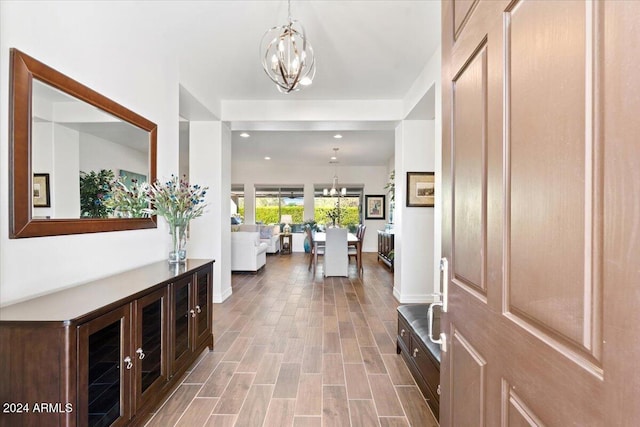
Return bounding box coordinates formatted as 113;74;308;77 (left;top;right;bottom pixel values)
146;253;438;427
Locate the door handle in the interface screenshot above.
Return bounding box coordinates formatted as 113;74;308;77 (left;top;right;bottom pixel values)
430;257;449;352
427;302;447;353
440;257;449;312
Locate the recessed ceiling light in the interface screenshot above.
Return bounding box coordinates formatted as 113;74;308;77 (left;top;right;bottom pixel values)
333;134;342;139
240;132;250;138
331;156;337;160
264;156;271;160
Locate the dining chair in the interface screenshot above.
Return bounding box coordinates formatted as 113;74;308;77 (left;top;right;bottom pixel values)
348;224;366;274
324;227;348;277
306;226;324;274
348;225;361;262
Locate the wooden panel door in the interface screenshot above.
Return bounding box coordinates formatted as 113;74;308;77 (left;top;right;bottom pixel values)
441;0;640;425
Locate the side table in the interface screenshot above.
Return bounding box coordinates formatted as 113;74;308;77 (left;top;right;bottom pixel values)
280;233;293;254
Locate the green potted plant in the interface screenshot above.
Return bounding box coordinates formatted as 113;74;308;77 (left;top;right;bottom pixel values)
327;203;342;227
384;170;395;202
79;169;115;218
384;170;395;223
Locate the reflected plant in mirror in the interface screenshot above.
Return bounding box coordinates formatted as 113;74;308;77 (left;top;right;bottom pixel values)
104;175;150;218
79;169;114;218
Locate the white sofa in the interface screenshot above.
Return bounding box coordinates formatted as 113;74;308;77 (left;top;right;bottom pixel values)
231;231;268;272
235;224;281;254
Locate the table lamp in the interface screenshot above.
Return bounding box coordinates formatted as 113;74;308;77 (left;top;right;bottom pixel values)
281;215;292;234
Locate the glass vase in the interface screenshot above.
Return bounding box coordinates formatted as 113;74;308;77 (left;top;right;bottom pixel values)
169;224;187;264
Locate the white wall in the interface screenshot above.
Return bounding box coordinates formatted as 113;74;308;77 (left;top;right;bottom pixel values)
80;133;148;180
188;121;232;303
32;122;55;218
231;162;388;253
53;124;81;218
0;2;179;304
32;124;148;221
394;121;435;302
32;122;82;219
394;43;442;304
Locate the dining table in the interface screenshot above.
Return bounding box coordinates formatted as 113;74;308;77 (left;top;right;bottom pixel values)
312;231;362;276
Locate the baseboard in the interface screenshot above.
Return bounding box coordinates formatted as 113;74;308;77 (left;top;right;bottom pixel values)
393;290;439;304
393;286;402;303
214;286;233;303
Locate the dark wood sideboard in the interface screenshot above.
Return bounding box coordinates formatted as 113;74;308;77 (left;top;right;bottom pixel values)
397;304;441;419
0;259;214;427
377;230;394;271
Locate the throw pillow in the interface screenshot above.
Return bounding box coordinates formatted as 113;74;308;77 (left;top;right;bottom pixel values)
259;226;272;239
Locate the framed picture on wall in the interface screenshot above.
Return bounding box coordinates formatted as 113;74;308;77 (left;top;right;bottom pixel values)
406;171;434;207
33;173;51;207
365;195;386;220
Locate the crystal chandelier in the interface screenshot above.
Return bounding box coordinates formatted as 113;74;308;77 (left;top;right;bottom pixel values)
324;148;347;197
260;0;316;93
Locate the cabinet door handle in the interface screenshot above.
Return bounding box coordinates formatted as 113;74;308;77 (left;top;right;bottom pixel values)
400;329;406;337
190;309;196;318
136;348;145;360
413;348;419;358
195;305;202;314
124;356;133;370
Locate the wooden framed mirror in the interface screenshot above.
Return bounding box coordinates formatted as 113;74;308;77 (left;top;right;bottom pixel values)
9;48;157;238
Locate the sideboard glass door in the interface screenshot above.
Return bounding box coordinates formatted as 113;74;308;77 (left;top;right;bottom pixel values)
194;265;212;347
78;305;131;427
171;276;192;374
134;287;167;409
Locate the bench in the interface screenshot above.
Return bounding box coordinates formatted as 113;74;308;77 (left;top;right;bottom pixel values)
397;304;441;419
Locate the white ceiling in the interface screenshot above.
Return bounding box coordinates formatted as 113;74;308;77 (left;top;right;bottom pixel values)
172;1;441;166
232;129;396;166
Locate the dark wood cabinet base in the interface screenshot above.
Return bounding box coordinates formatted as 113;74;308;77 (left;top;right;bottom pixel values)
397;305;440;420
377;230;394;271
0;259;214;427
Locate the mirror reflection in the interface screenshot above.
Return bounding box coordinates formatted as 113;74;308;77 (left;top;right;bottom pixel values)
32;79;150;219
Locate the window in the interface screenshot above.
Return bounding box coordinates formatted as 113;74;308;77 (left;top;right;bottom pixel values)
231;185;244;223
254;186;304;225
313;186;363;232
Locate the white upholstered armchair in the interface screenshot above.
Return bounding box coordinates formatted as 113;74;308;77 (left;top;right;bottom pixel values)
231;231;268;272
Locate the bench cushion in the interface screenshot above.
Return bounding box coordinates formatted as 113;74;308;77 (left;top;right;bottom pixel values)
397;304;428;324
397;304;441;363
